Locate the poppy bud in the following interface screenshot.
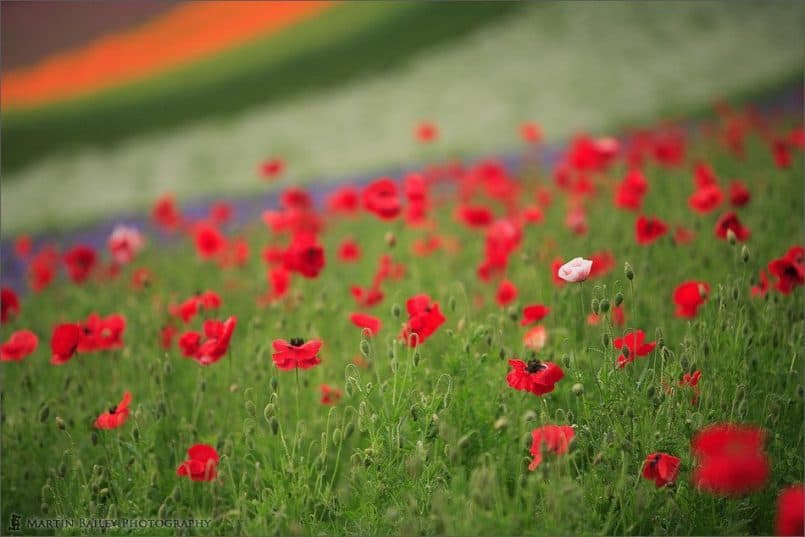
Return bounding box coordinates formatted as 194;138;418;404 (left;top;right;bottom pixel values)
245;400;256;417
38;405;50;423
591;298;600;314
646;386;656;398
599;299;610;313
385;231;396;247
391;303;401;318
332;428;342;446
199;379;206;392
522;410;537;422
58;462;67;477
624;262;634;280
601;333;610;347
359;340;371;358
562;355;571;368
493;417;509;431
412;352;421;367
448;296;456;312
522;432;532;449
55;416;66;431
614;292;624;307
163;361;172;375
269;417;279;435
457;432;473;451
270;377;279;392
91;431;99;446
572;383;584;396
731;286;739;301
726;228;737;245
344;422;355;439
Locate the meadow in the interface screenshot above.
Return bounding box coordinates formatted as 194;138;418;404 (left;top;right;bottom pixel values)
1;96;803;536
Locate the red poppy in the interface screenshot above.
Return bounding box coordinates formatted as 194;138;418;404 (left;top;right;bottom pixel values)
320;384;343;405
178;331;201;357
587;305;625;327
194;317;237;366
714;211;750;242
415;121;438;143
264;266;291;303
768;247;805;295
673;226;696;245
564;205;587;235
63;245;97;283
194;223;227;260
152;194;183;231
171;297;199;324
523;325;548;351
272;338;322;370
50;323;81;365
131;267;153;290
635;215;669;245
642;453;681;487
280;187;312;210
29;248;58;292
1;330;38;361
751;270;769;298
520;122;542;143
496;280;518;307
528;425;575;470
588;251;616;279
673;281;710;318
613;329;656;368
160;325;178;350
362;178;401;220
679;370;702;405
693;162;718;188
506;359;564;396
775;485;804;536
521;304;550;326
78;313;126;353
688;184;724;214
283;232;325;279
614;168;648;211
401;294;446;347
1;287;20;323
327;187;360;214
337;239;361;262
349;313;381;336
772;139;791;168
176;444;219;482
94;392;132;430
260;157;285;180
691;423;769;496
728;180;751;207
550;258;566;287
520;205;544;225
456;205;494;228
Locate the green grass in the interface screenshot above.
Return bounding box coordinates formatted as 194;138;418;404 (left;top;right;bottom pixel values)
1;126;803;535
1;1;521;176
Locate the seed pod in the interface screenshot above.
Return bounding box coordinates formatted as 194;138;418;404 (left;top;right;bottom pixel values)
385;231;396;247
614;292;624;307
163;361;172;376
741;245;750;263
412;352;421;367
601;333;610;347
624;262;634;281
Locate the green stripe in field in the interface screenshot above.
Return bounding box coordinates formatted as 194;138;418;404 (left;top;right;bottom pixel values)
1;1;522;175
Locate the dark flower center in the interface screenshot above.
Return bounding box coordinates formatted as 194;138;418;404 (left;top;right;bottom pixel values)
289;337;305;347
526;359;547;374
109;406;117;414
783;265;799;278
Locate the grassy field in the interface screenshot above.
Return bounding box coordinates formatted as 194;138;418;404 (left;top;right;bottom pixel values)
3;1;804;235
1;104;803;535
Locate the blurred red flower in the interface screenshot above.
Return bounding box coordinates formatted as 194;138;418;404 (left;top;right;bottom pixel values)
521;304;550;326
1;287;20;323
63;245;97;283
673;281;710;318
272;338;322;370
635;215;669;245
50;323;81;365
714;211;750;242
691;423;769;496
94;392;132;430
177;444;219;482
775;485;804;536
642;453;681;487
1;330;38;361
401;294;445;347
320;384;343;405
349;313;381;336
528;425;575;471
506;359;564;396
613;329;656;368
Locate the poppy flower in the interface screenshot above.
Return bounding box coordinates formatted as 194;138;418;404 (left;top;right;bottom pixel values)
673;226;696;245
520;122;542;143
259;157;285;180
178;332;201;357
131;267;153;290
456;205;494;228
107;225;145;265
587;305;625;326
50;323;81;365
565;205;587;235
557;257;593;283
161;325;178;350
14;235;32;259
272;338;322;370
401;294;446;347
679;370;702;405
176;444;220;482
194;223;227;260
693;162;718;188
63;245;97;283
642;453;681;487
29;248;58;292
691;423;770;496
1;330;38;361
171;297;200;324
520;205;544;225
350;285;384;308
613;329;656;368
550;258;566;287
327;187;360;214
362;178;401;220
320;384;343;405
152;194;182;231
78;313;126;353
673;281;710;318
635;216;668;245
614;168;648;211
751;270;770;298
521;304;550;326
768;248;805;295
194;317;237;365
506;359;563;396
775;485;804;536
496;280;518;307
349;313;381;336
528;425;575;470
338;239;361;262
283;232;325;279
772;139;791;168
523;325;548;351
688;184;724;214
588;251;616;279
94;392;132;429
728;180;751;207
714;211;750;242
415;121;438;143
265;266;291;303
1;287;20;323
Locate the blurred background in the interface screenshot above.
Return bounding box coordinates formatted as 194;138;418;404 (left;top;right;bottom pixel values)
2;1;803;235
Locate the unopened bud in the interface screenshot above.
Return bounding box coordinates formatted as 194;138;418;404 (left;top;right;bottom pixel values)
391;304;401;319
38;405;50;423
614;292;624;307
726;229;737;245
55;417;66;431
572;383;584;396
448;296;456;312
591;298;600;315
493;417;509;431
741;245;750;263
360;339;371;358
385;231;396;247
599;299;610;313
269;417;279;435
270;377;279;392
624;262;634;281
245;401;256;417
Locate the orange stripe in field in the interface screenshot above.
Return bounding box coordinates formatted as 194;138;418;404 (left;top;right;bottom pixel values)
2;1;333;110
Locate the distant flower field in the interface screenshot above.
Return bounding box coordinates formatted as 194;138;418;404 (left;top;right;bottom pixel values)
1;97;803;535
